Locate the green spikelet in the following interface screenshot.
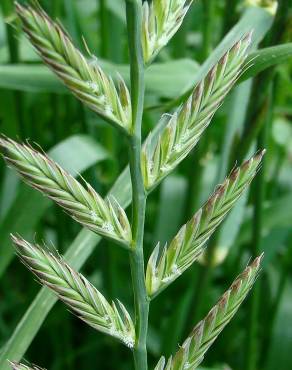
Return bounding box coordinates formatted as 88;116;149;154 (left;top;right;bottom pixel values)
142;33;252;191
12;236;135;348
154;255;263;369
0;137;132;246
15;2;132;132
142;0;194;63
146;151;265;297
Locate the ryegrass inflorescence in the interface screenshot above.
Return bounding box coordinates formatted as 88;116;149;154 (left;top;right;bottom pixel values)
1;1;269;369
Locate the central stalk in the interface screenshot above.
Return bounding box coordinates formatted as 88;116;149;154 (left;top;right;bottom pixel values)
126;1;149;369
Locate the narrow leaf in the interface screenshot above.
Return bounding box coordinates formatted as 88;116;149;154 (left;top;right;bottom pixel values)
240;43;292;82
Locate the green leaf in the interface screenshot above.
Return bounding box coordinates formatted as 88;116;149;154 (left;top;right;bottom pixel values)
107;0;125;23
0;135;108;277
240;43;292;82
0;59;198;99
266;280;292;370
238;194;292;246
0;64;66;93
146;59;199;98
154;175;187;246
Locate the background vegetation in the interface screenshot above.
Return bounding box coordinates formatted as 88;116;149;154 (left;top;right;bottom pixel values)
0;0;291;369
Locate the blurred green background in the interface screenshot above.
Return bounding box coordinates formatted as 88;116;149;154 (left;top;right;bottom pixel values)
0;0;291;369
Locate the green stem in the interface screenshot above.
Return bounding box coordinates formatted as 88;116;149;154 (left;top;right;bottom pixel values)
1;0;26;138
172;16;189;58
234;0;289;163
52;0;62;16
262;235;292;367
246;82;271;370
99;0;109;58
126;1;149;370
222;0;239;36
201;0;215;60
185;0;215;219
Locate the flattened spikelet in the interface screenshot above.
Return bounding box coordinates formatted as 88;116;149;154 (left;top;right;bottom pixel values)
142;33;252;190
146;151;265;297
154;255;263;369
12;236;135;348
142;0;193;63
0;137;132;246
15;2;132;131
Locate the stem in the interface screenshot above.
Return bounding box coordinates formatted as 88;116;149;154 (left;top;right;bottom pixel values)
262;235;292;367
201;0;215;60
222;0;239;36
246;82;271;370
126;1;149;370
234;0;289;163
1;0;25;138
99;0;109;58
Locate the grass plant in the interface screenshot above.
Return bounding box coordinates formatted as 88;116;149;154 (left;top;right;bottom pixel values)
0;1;291;369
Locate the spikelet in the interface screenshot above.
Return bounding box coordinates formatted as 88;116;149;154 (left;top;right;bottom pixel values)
0;137;132;246
9;362;45;370
146;151;265;297
142;0;194;63
154;255;263;369
142;33;252;191
12;236;135;348
15;2;132;132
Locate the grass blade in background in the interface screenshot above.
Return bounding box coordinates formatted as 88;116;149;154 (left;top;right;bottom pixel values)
0;59;199;99
240;43;292;82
